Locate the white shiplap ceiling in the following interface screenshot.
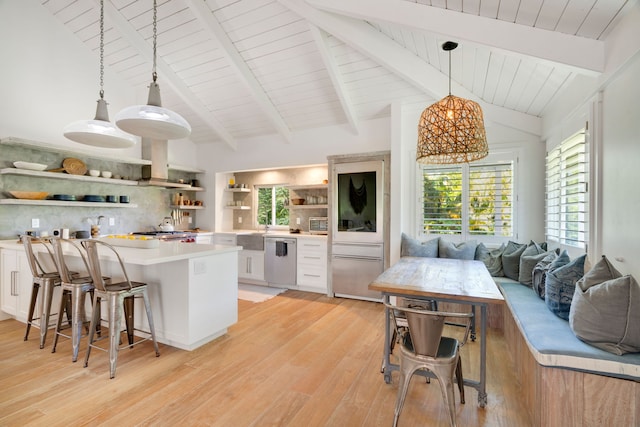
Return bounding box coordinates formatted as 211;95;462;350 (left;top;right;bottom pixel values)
41;0;635;149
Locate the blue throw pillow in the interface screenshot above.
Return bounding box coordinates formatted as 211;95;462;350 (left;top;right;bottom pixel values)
401;233;439;257
439;239;477;260
532;251;558;299
545;254;586;320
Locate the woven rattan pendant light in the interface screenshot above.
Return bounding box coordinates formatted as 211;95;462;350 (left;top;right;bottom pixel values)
417;41;488;164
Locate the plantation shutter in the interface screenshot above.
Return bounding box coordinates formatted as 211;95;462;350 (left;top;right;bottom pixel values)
545;130;588;247
421;167;463;235
468;163;513;237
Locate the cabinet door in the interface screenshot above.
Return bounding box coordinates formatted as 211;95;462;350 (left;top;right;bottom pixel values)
1;249;18;318
296;238;328;292
16;251;34;322
195;234;213;244
238;250;265;281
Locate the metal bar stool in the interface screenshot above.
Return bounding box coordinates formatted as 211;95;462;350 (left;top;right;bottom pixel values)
50;237;106;362
81;240;160;379
21;235;71;349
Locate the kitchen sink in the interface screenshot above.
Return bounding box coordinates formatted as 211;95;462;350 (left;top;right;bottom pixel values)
236;233;265;251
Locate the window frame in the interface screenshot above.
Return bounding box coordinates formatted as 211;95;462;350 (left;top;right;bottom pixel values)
254;184;290;230
416;150;518;244
545;129;588;249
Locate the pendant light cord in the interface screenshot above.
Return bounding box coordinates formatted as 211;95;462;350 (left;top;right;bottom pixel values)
99;0;105;99
448;48;451;96
152;0;157;83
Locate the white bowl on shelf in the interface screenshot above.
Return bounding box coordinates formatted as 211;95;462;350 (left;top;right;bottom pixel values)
13;161;47;171
88;169;100;177
101;171;112;178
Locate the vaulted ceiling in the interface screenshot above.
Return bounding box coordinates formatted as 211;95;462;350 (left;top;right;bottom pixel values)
41;0;634;150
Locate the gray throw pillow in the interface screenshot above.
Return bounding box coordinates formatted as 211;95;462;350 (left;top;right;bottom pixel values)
518;241;547;285
532;251;558;299
545;254;586;320
400;233;439;258
501;241;527;281
475;243;505;277
569;256;640;355
548;249;570;271
439;239;477;260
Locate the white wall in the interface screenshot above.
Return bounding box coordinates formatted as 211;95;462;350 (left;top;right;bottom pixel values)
541;2;640;278
196;118;391;231
197;99;546;252
391;100;545;263
0;0;198;163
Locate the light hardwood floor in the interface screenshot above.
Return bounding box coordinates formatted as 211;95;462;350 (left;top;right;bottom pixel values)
0;290;532;426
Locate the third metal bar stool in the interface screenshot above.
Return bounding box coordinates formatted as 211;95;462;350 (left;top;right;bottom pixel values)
81;239;160;379
50;237;106;362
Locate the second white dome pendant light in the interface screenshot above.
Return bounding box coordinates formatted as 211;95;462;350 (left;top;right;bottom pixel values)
115;0;191;140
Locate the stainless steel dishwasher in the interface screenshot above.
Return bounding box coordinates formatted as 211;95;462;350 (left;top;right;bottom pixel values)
264;237;297;288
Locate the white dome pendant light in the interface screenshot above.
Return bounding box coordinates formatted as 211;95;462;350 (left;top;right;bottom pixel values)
63;0;136;149
115;0;191;140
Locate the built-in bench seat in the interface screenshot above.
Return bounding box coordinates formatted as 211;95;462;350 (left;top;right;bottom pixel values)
498;280;640;380
496;279;640;426
400;234;640;425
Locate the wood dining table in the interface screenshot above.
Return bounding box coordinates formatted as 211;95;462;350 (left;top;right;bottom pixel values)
369;256;505;407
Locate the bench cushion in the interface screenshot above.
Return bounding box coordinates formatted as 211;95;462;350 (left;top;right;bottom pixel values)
498;281;640;381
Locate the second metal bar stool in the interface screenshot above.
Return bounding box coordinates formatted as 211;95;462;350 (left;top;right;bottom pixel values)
50;237;106;362
21;235;70;349
81;240;160;379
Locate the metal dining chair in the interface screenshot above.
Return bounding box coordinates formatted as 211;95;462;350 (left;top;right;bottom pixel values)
21;235;71;349
385;302;473;427
81;239;159;379
50;237;106;362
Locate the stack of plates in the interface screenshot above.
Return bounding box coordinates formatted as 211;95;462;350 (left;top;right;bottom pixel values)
13;161;47;171
83;195;105;202
52;194;76;201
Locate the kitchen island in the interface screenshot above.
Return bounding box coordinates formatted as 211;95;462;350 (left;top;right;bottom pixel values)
0;239;241;351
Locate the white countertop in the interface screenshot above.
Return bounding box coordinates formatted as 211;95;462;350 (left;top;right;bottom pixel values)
0;239;241;266
225;229;328;239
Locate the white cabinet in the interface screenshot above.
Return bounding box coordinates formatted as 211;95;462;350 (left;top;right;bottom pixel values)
195;232;213;244
296;237;328;293
212;233;237;246
238;250;265;283
1;248;33;321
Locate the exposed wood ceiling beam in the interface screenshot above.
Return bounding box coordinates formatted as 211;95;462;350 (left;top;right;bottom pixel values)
306;0;605;77
308;25;360;135
102;0;236;149
187;0;293;144
281;0;541;136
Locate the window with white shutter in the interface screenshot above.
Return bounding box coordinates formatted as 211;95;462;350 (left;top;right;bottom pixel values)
420;158;514;239
545;130;588;248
